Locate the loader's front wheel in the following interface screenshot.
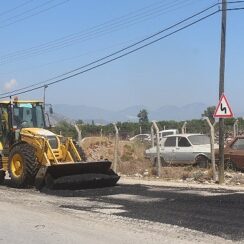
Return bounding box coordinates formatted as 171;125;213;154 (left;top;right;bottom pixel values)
8;143;39;188
0;159;5;184
0;170;5;184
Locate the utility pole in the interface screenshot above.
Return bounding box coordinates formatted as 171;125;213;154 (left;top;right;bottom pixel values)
218;0;227;184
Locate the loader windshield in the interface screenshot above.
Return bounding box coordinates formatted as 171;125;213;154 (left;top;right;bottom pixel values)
13;103;45;129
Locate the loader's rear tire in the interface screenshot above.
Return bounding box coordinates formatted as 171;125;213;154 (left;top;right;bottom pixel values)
8;143;40;188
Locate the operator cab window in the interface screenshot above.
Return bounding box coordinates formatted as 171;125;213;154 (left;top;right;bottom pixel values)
164;137;176;147
13;103;45;129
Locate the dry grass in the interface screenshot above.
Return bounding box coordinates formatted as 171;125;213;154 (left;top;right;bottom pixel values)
80;136;244;185
81;137;151;174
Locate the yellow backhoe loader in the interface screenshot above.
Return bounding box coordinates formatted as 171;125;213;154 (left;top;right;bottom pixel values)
0;99;119;190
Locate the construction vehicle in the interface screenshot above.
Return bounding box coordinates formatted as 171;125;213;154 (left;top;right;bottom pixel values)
0;98;119;190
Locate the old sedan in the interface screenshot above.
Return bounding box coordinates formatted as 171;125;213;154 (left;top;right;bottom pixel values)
221;136;244;171
145;134;215;167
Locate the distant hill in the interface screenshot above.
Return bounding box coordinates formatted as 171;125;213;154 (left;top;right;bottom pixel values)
52;103;209;124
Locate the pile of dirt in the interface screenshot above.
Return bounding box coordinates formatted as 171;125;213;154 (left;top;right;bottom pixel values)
81;137;152;175
81;137;244;186
81;137;114;161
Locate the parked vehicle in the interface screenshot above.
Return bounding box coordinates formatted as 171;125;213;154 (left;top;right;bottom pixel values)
129;134;151;142
217;136;244;171
158;129;178;141
145;134;216;167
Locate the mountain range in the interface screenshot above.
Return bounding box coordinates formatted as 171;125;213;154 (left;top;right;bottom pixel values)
52;103;209;124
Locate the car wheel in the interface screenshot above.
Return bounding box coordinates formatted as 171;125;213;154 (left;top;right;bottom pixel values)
225;159;237;171
196;155;209;168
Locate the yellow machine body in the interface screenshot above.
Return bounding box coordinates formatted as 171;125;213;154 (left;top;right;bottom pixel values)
0;100;119;189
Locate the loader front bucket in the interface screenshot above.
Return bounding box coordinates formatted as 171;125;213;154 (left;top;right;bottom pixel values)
35;160;120;190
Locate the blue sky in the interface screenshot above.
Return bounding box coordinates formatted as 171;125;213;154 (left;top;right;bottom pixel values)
0;0;243;113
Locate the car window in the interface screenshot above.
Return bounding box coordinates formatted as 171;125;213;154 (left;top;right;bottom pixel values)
188;135;210;145
161;132;174;137
231;138;244;150
164;137;176;147
178;137;191;147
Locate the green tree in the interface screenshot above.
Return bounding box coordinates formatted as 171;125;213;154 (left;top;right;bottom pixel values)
202;106;216;124
137;109;149;124
53;121;77;139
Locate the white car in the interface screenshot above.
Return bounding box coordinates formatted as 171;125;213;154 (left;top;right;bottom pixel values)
158;129;178;141
129;134;151;142
145;134;217;167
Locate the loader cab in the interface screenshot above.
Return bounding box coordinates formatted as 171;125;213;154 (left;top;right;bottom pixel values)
12;102;46;129
0;100;46;149
0;104;11;147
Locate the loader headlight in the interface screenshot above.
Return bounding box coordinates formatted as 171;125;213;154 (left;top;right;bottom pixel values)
47;136;59;149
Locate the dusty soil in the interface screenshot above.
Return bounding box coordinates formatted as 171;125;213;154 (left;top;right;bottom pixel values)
0;178;243;243
81;137;244;186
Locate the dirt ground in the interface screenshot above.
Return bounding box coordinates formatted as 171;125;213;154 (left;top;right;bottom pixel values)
0;178;243;243
81;137;244;186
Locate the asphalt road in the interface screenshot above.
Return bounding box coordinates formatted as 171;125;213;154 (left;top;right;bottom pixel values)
0;178;243;243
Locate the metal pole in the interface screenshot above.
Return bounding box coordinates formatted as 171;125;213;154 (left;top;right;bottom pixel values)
152;121;161;177
203;117;217;182
218;0;227;184
113;123;119;172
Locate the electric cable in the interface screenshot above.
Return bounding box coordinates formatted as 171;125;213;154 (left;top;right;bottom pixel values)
0;2;219;96
0;9;220;99
0;0;194;64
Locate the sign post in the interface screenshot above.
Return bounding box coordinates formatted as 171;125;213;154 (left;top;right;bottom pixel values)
216;0;227;184
214;92;233;183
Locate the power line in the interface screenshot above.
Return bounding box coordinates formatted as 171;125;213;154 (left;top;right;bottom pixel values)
0;0;70;29
0;0;195;65
0;0;191;62
0;0;34;17
226;6;244;10
0;0;57;23
0;9;220;99
0;2;219;96
226;0;244;3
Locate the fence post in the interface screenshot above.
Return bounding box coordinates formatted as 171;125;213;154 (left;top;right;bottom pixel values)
74;123;82;147
152;121;161;177
181;122;187;134
100;128;103;146
113;123;119;173
203;117;217;182
234;119;239;137
151;125;154;148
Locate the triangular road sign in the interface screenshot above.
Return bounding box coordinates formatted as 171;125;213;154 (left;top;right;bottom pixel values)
214;93;233;118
